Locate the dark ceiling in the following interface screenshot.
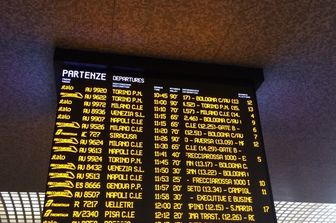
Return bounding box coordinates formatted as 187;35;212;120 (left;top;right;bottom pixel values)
0;0;335;203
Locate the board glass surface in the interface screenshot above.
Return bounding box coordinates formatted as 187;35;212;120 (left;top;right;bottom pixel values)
42;49;277;223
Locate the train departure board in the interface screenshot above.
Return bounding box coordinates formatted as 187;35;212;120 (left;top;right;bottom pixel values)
42;49;277;223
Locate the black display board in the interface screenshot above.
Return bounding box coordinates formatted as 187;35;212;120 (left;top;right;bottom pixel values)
42;48;277;223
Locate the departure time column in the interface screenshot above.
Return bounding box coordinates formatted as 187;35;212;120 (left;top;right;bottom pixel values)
153;87;170;222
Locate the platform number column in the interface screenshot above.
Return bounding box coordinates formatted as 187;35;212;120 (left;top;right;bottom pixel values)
247;99;270;217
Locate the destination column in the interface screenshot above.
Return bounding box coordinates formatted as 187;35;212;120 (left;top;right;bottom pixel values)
104;88;145;222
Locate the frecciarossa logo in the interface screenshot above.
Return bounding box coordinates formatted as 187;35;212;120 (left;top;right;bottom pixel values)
62;69;106;81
